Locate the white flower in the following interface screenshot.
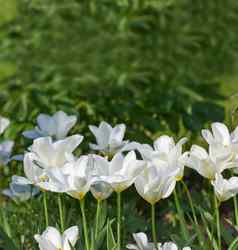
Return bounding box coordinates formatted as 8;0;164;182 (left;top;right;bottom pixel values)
92;151;145;193
0;140;14;165
26;135;83;169
0;116;10;135
57;155;94;200
124;136;187;181
23;111;77;140
126;232;191;250
201;122;238;173
90;180;113;201
212;174;238;202
89;121;129;154
126;232;159;250
141;136;187;180
87;154;113;201
202;122;238;159
47;155;98;200
161;242;191;250
184;145;236;180
202;122;234;147
2;175;39;202
22;135;83;192
135;164;178;205
34;226;79;250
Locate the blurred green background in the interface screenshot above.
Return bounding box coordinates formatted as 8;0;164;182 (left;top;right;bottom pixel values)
1;0;238;248
1;0;238;145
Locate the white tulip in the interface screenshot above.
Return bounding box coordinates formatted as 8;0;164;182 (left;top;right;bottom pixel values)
26;135;82;168
87;154;113;200
90;180;113;201
126;232;159;250
0;116;10;135
2;175;39;202
92;151;145;193
54;151;144;199
126;232;191;250
41;153;113;200
22;135;83;192
124;136;187;181
145;136;187;180
23;111;77;140
202;122;233;147
89;121;129;154
34;226;79;250
202;122;238;159
184;145;236;180
161;242;191;250
201;122;238;173
212;174;238;202
137;136;185;158
51;155;94;200
0;140;14;165
135;164;178;205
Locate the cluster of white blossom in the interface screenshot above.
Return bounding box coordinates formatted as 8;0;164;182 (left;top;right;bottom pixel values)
2;110;238;250
185;123;238;202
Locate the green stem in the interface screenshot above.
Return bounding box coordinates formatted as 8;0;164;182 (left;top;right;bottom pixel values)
233;196;238;226
117;192;121;250
214;194;221;250
181;180;198;225
43;192;49;228
58;194;64;232
181;180;204;246
151;203;158;250
80;199;90;250
95;200;101;240
173;188;189;241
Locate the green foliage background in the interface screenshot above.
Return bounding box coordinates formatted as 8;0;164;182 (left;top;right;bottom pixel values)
1;0;238;143
0;0;238;249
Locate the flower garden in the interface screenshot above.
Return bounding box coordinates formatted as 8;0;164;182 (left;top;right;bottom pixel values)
1;1;238;249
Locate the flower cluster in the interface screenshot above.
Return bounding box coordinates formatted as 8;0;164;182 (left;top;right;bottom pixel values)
185;123;238;202
17;112;188;209
3;111;238;250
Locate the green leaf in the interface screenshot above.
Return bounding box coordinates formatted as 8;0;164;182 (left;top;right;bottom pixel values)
0;226;17;250
95;220;107;250
97;201;108;234
107;219;117;250
228;237;238;250
200;208;219;250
